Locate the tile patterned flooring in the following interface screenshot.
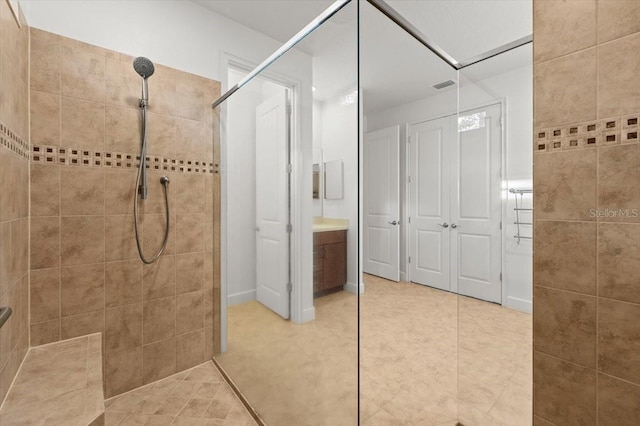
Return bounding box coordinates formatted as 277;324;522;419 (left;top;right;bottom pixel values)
104;361;256;426
217;274;531;426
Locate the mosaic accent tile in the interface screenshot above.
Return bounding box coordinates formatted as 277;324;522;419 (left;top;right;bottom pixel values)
0;120;30;160
32;144;216;174
535;114;640;153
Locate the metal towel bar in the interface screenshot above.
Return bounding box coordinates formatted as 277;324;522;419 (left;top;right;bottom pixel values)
510;188;533;244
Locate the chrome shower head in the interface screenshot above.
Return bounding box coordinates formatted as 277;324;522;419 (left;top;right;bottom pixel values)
133;57;155;79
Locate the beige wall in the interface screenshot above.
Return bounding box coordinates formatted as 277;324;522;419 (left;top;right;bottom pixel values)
533;1;640;424
0;1;29;405
28;28;221;398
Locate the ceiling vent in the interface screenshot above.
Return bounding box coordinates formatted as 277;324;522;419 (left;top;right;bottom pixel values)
433;80;456;90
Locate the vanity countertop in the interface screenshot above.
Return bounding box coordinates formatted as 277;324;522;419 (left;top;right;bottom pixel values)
313;217;349;233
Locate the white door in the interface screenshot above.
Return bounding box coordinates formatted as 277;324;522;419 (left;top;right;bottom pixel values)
255;91;290;319
409;117;451;291
452;104;502;303
364;126;400;281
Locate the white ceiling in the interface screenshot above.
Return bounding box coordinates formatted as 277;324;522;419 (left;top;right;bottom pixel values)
195;0;532;112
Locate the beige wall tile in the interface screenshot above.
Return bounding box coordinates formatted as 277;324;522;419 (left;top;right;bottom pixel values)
30;90;60;146
176;73;205;122
143;338;176;384
30;29;61;94
598;373;640;426
598;144;640;222
148;64;177;117
105;259;142;308
597;0;640;43
175;118;206;159
30;268;60;323
598;223;640;304
1;50;28;138
61;97;105;150
534;221;596;294
175;213;205;254
533;0;596;62
11;218;28;280
598;32;640;118
61;44;105;103
204;288;213;329
174;174;205;214
533;351;596;425
534;287;596;367
176;290;204;335
105;215;138;261
143;214;175;256
534;150;597;221
104;346;143;398
175;253;204;294
176;329;204;371
143;297;175;344
61;310;104;340
146;112;176;158
61;216;105;266
0;222;11;295
534;416;556;426
534;48;597;128
105;57;139;109
31;216;60;270
60;263;104;316
104;169;136;215
60;167;105;215
143;170;176;215
598;298;640;384
105;303;143;355
105;105;139;153
143;254;175;301
30;164;60;217
204;326;214;360
30;319;61;346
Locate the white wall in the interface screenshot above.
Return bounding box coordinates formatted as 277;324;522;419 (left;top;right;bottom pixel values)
366;63;533;312
321;97;359;291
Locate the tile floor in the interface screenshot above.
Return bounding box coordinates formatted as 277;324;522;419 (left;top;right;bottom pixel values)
216;274;531;426
104;361;256;426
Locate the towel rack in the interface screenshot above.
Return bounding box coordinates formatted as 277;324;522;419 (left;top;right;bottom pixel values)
509;188;533;244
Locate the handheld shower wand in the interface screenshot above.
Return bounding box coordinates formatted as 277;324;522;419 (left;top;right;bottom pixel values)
132;57;170;264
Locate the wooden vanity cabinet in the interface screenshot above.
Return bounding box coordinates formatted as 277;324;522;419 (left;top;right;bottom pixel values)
313;230;347;297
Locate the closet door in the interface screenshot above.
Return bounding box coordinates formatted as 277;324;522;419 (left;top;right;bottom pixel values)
450;104;502;303
409;117;451;291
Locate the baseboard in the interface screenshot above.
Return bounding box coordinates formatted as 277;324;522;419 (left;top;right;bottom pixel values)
506;296;532;313
344;281;365;294
227;289;256;306
301;306;315;323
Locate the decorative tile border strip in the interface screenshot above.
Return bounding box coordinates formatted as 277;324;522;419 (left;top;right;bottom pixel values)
535;114;640;153
0;120;29;160
31;144;217;174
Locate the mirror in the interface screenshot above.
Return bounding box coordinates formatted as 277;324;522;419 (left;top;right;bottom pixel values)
313;163;320;199
324;159;343;200
312;147;323;217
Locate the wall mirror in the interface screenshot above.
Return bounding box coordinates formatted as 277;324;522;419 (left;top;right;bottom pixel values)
324;159;343;200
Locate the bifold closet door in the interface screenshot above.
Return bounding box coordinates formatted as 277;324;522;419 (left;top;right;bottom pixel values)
408;116;452;292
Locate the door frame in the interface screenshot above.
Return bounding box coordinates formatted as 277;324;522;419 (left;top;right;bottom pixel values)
219;53;306;352
405;100;507;305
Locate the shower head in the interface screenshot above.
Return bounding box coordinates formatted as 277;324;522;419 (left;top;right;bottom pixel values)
133;57;155;79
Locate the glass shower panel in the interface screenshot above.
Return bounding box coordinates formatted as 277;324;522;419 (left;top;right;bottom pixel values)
456;44;533;425
212;2;357;425
359;1;459;424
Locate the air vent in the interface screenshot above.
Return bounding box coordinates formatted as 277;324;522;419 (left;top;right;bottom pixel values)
433;80;455;90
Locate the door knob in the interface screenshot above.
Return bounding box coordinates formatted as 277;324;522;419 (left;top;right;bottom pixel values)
388;220;399;225
451;223;458;229
437;223;449;228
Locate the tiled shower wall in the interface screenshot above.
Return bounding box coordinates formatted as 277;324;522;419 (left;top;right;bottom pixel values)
0;2;29;405
28;28;221;398
533;1;640;424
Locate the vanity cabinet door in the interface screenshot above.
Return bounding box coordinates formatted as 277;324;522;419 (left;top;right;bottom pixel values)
323;241;347;291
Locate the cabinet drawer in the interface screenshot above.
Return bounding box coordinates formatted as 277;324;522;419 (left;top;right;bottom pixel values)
313;230;346;246
313;245;324;259
313;270;324;293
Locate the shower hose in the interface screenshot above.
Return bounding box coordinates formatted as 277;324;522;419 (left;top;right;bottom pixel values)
133;104;170;264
